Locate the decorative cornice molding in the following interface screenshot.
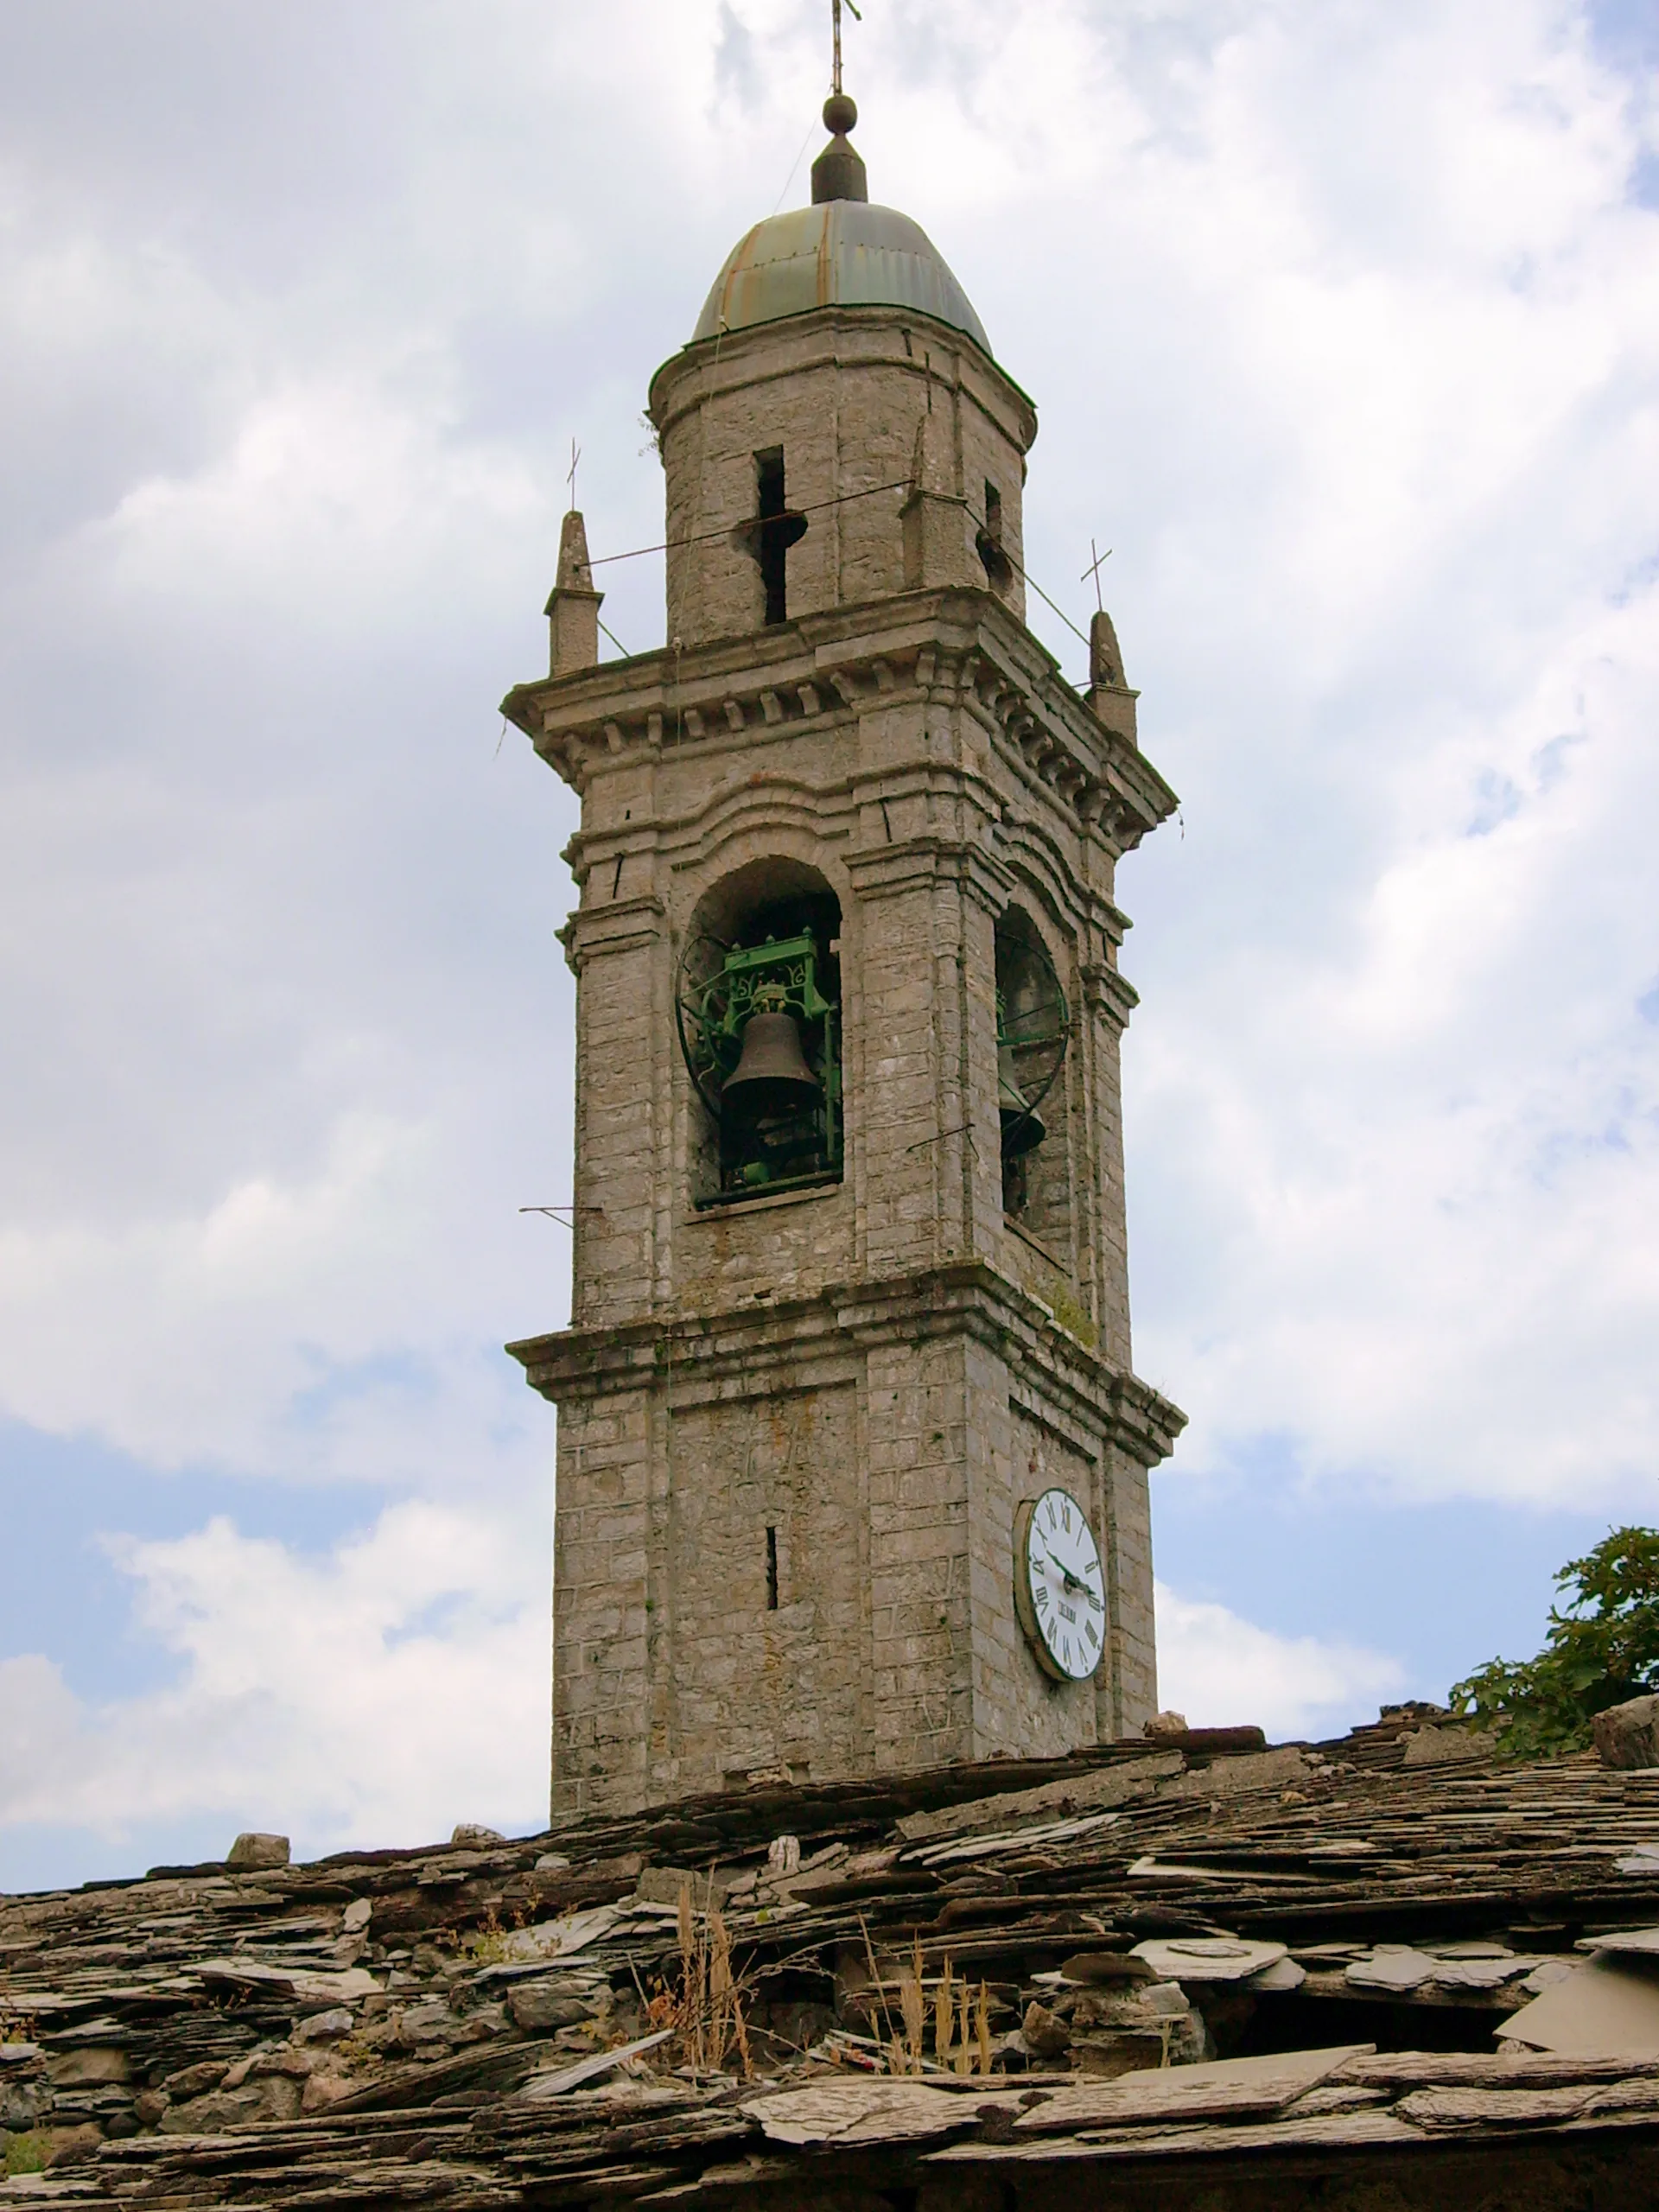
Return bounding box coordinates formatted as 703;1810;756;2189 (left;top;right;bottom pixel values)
557;892;666;969
499;589;1178;855
507;1258;1186;1465
1080;958;1141;1031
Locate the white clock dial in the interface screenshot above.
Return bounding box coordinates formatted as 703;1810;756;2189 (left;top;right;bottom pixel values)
1015;1486;1107;1682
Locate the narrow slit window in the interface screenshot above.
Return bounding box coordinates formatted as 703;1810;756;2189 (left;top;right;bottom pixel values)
752;448;806;625
766;1525;779;1611
977;478;1012;588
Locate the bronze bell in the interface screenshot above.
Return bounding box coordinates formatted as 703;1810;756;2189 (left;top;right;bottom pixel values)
999;1043;1046;1157
723;1009;819;1116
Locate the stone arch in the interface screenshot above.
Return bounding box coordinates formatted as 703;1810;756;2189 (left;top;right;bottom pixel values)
995;897;1074;1253
677;855;844;1207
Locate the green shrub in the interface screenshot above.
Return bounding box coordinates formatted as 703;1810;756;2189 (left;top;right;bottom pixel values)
1449;1526;1659;1758
4;2133;49;2177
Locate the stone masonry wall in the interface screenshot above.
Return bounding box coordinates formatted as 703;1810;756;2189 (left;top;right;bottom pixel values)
863;1331;976;1773
550;1386;652;1812
538;1268;1173;1814
650;310;1033;648
1101;1441;1159;1736
663;1382;867;1790
558;647;1139;1339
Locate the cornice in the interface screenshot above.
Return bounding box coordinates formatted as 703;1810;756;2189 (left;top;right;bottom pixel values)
841;830;1011;911
1080;957;1141;1031
507;1259;1186;1467
645;303;1039;448
499;589;1179;857
556;892;665;970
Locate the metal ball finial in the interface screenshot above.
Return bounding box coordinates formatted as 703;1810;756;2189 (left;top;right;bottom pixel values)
816;0;867;203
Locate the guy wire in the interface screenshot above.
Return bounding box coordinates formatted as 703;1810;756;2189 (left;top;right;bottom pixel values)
590;484;1095;657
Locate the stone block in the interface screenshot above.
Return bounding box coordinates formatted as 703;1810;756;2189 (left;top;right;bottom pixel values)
1401;1724;1497;1767
1594;1694;1659;1770
301;2071;354;2114
41;2126;105;2168
46;2050;129;2087
159;2080;298;2133
506;1982;595;2032
226;1832;289;1871
0;2079;41;2132
451;1822;505;1848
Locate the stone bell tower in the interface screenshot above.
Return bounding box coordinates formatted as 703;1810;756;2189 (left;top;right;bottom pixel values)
505;91;1185;1818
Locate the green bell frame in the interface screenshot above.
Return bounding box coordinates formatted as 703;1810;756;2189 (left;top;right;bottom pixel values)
677;930;842;1204
995;938;1070;1163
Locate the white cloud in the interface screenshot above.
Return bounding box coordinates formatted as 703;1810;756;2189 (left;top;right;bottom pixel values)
0;1527;1390;1856
81;374;543;630
0;1503;549;1851
1128;569;1659;1501
1156;1581;1404;1743
0;0;1657;1870
0;1105;566;1487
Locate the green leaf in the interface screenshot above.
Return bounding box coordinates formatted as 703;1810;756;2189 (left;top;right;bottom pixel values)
1446;1526;1659;1759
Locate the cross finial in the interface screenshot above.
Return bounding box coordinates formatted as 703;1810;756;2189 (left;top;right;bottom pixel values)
831;0;861;99
565;438;581;514
1080;537;1112;613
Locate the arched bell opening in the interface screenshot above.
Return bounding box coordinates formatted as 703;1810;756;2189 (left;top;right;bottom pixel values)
677;859;843;1207
995;906;1071;1246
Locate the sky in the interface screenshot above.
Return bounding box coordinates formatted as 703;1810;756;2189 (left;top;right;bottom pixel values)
1;0;1656;1894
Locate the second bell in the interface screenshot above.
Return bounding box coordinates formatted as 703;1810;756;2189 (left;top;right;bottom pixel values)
998;1042;1046;1157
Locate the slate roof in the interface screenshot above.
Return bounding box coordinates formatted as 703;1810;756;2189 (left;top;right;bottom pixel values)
8;1711;1659;2206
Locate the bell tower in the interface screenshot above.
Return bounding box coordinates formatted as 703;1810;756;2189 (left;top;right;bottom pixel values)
505;91;1185;1817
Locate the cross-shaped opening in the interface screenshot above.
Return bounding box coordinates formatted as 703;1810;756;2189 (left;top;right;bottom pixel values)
752;448;808;625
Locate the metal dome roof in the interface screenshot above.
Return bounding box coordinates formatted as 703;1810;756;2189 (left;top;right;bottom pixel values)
690;200;991;356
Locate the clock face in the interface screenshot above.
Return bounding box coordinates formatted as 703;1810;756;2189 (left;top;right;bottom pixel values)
1016;1487;1107;1682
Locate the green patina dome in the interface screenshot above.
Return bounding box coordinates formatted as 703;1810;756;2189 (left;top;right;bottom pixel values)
690;200;991;357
